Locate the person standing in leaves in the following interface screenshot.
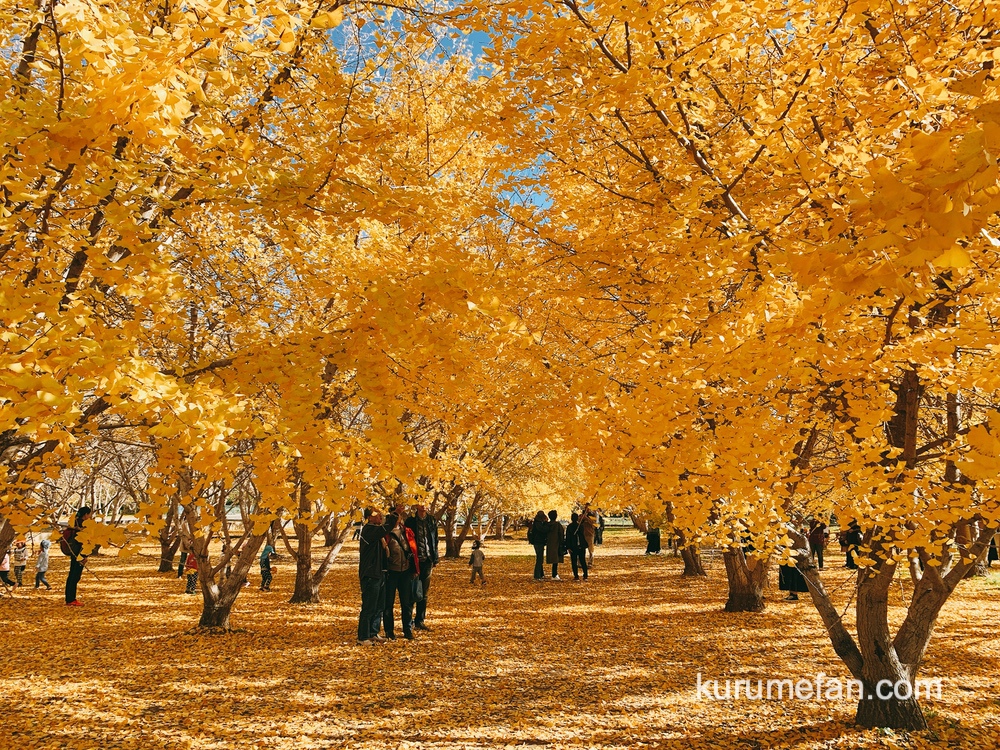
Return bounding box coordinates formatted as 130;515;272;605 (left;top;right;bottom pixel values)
358;509;388;645
382;513;416;640
581;508;598;566
405;503;438;631
62;506;92;607
35;539;51;590
11;539;28;586
566;512;589;581
0;549;14;589
468;539;486;586
808;520;829;570
546;510;565;581
259;544;276;591
528;511;548;581
184;551;199;594
844;522;863;570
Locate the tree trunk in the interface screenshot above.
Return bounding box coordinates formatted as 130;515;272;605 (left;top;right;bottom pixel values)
680;545;706;576
197;533;266;631
853;561;927;730
676;530;706;576
723;548;769;612
321;517;339;547
158;535;181;573
492;515;507;540
0;518;15;560
290;517;317;604
628;512;648;533
446;491;483;558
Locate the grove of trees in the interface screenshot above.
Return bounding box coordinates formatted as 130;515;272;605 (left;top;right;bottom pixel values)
2;0;999;732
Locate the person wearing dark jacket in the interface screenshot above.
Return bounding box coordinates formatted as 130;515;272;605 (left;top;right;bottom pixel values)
64;506;92;606
358;510;388;645
566;512;588;581
546;510;565;581
844;522;863;570
382;513;417;641
528;511;548;580
404;504;438;631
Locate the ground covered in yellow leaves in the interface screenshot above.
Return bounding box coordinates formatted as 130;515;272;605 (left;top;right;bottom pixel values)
2;531;999;749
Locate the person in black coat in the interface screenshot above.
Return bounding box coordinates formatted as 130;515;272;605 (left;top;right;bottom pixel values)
528;511;548;580
566;512;589;580
844;522;863;570
545;510;565;580
404;504;439;631
64;506;92;607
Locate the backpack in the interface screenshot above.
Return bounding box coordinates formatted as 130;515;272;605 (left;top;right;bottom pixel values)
59;527;74;557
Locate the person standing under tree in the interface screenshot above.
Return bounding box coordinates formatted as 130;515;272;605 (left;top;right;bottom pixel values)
566;512;589;581
469;539;486;585
0;549;14;589
382;513;416;640
35;539;51;590
12;539;28;586
184;551;199;594
844;522;863;570
581;508;598;566
546;510;565;581
528;511;548;581
62;506;92;607
808;520;829;570
358;509;388;645
259;544;276;591
405;503;439;631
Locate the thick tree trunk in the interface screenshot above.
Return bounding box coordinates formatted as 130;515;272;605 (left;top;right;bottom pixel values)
723;548;769;612
158;535;181;573
855;687;926;729
680;545;706;576
0;518;15;560
492;515;507;540
290;518;317;604
197;533;266;630
854;561;927;730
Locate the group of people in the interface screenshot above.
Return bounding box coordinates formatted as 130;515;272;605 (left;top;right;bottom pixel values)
357;503;439;645
0;506;90;605
0;535;55;592
779;519;867;601
527;508;601;582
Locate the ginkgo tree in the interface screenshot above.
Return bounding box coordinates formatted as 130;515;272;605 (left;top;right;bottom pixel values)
465;0;1000;730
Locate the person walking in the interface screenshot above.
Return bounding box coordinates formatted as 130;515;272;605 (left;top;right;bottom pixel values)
405;503;439;631
259;544;276;591
566;512;589;581
808;520;829;570
358;509;388;645
469;539;486;585
34;539;51;590
382;513;416;641
545;510;565;580
528;511;548;581
62;506;92;607
12;539;28;586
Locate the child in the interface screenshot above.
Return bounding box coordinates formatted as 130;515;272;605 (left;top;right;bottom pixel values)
12;539;28;586
259;544;276;591
469;539;486;586
0;550;14;588
35;539;51;590
184;551;198;595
